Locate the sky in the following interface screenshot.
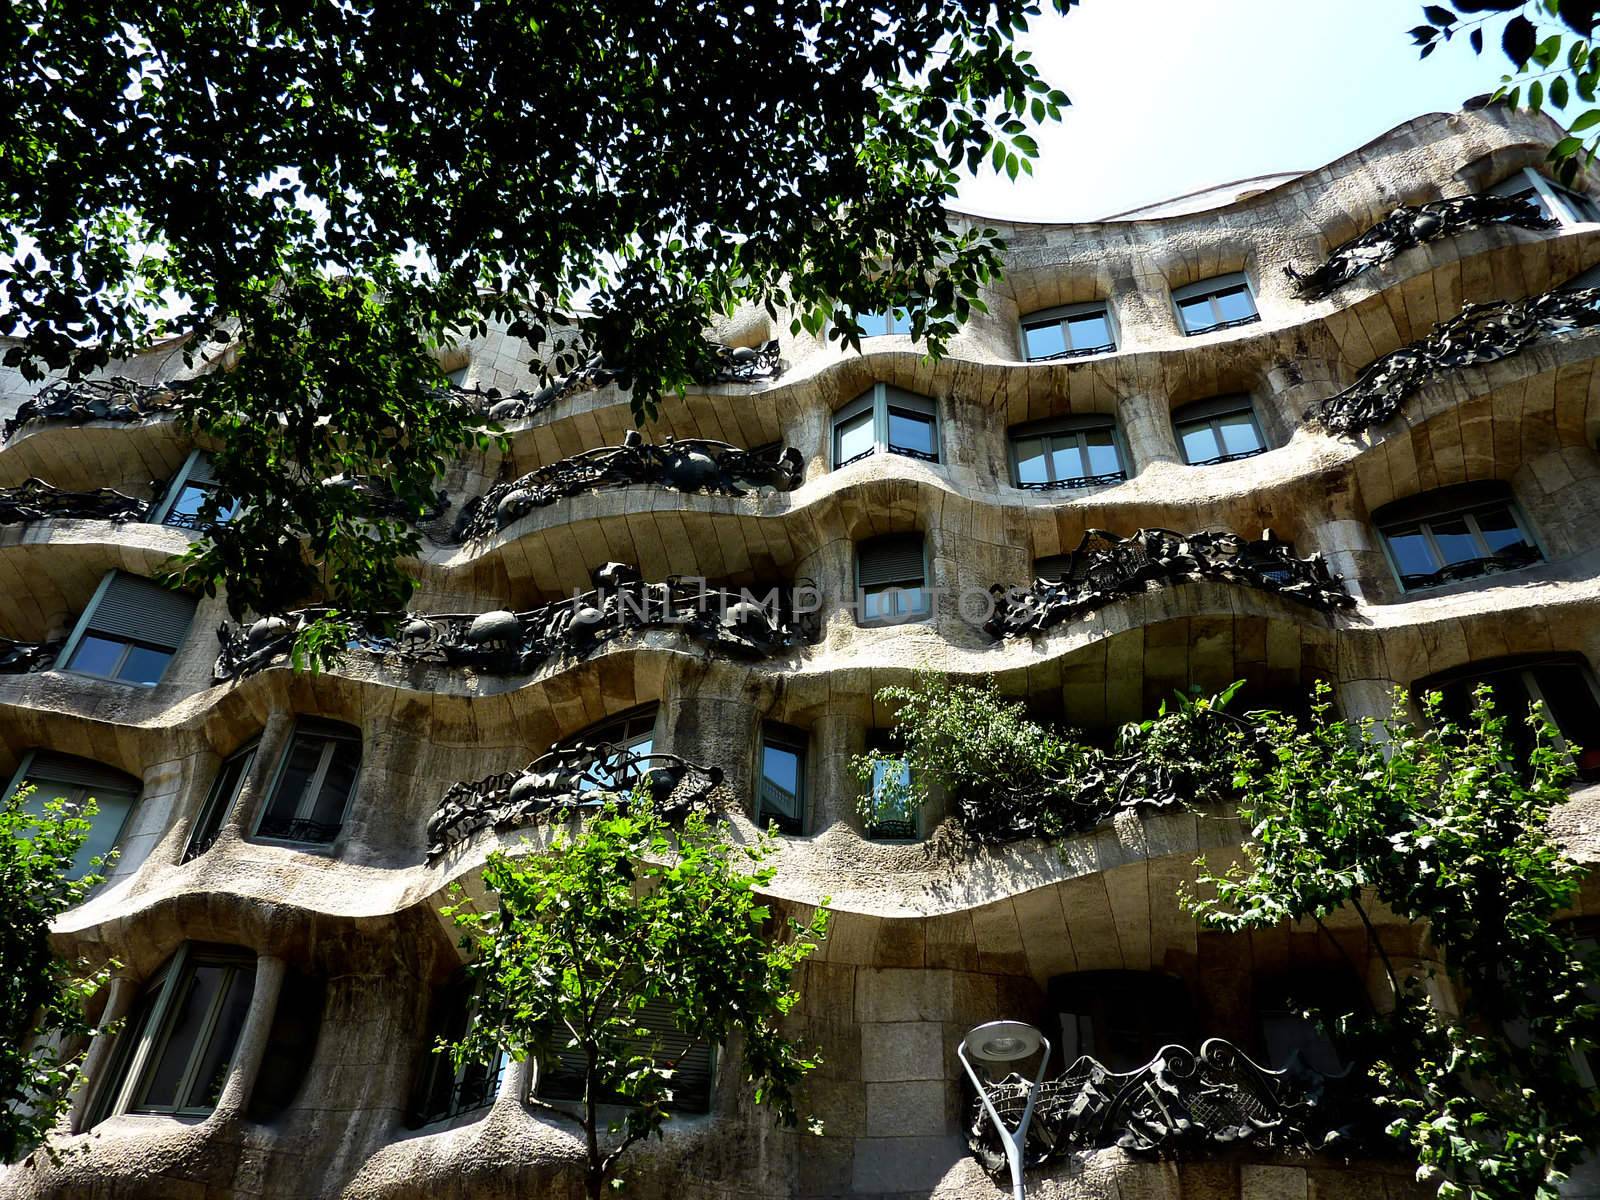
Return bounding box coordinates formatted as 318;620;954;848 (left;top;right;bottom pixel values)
953;0;1527;222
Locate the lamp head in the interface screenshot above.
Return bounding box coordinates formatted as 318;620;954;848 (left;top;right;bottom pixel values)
963;1020;1044;1064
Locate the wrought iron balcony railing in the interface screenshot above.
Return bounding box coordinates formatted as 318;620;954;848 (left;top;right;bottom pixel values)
1017;470;1126;492
1285;193;1556;300
4;377;185;441
214;565;816;683
1182;313;1260;337
0;635;64;675
983;528;1354;640
1312;284;1600;435
427;744;723;861
967;1038;1363;1172
452;436;803;543
0;478;151;525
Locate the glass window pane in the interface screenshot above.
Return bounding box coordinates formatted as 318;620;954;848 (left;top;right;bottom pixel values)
1213;286;1257;323
68;635;125;679
897;586;927;616
140;965;229;1109
1385;526;1439;578
1013;437;1048;485
307;740;360;828
185;966;255;1110
1533;666;1600;759
1065;312;1113;351
263;737;327;828
1022;320;1066;360
1474;506;1534;557
1177;296;1215;332
759;743;803;823
189;750;253;860
117;644;173;687
1427;516;1480;566
871;759;915;831
1216;411;1264;457
1049;436;1085;481
72;790;133;879
834;410;874;464
887;408;936;457
1082;430;1122;477
1178;422;1221;464
165;485;209;526
889;309;912;335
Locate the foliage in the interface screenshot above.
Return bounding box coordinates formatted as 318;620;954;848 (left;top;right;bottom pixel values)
1190;683;1600;1200
0;0;1076;664
850;673;1248;843
1;785;114;1164
1410;1;1600;182
444;794;828;1199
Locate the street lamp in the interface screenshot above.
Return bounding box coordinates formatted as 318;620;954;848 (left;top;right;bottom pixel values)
959;1021;1051;1200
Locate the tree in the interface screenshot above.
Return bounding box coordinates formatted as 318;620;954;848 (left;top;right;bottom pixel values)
443;797;828;1199
0;1;1076;661
1189;684;1600;1200
1;784;114;1164
1410;1;1600;180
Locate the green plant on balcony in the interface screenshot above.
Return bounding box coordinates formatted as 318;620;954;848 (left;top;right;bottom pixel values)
1191;683;1600;1200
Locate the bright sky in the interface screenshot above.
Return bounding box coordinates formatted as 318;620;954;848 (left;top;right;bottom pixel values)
954;0;1522;222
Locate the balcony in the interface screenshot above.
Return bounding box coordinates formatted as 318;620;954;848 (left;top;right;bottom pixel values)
3;377;184;441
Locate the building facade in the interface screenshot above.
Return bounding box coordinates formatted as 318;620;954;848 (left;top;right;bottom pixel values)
4;104;1600;1200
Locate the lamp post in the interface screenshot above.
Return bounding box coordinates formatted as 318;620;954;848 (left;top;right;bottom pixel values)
959;1020;1051;1200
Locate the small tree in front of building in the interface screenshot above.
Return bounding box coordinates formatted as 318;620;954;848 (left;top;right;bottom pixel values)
1190;684;1600;1200
1;784;114;1163
445;797;828;1199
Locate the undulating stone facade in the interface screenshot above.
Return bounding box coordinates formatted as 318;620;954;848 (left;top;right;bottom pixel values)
6;104;1600;1200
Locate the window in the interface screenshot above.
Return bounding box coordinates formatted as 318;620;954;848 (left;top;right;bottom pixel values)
533;995;714;1114
409;973;507;1126
1491;167;1600;227
87;944;256;1124
855;309;913;338
1019;302;1117;361
253;720;361;846
1050;971;1196;1072
855;533;930;624
5;751;140;880
1172;272;1260;336
561;704;660;792
183;740;258;862
444;363;471;388
1375;482;1542;592
1257;970;1363;1075
831;384;940;468
1416;654;1600;782
757;723;807;835
60;571;197;687
1173;395;1267;466
152;451;234;530
1009;415;1126;490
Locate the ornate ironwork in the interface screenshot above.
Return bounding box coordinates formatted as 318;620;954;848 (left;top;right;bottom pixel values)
256;815;342;845
701;339;784;384
967;1039;1361;1171
452;435;804;543
1029;341;1117;363
320;474;450;525
1187;447;1265;468
983;528;1354;640
1398;542;1542;591
1184;313;1259;337
4;377;184;441
0;635;64;674
0;478;150;525
1018;470;1126;492
213;564;815;682
1312;285;1600;435
426;744;724;861
1286;194;1557;300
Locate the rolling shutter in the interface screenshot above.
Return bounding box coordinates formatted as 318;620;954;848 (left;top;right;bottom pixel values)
856;534;925;589
84;573;197;650
21;751;140;796
537;996;714;1113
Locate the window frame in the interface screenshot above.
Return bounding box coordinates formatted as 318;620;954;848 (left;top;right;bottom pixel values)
830;383;941;469
1491;167;1600;227
1374;486;1544;593
853;309;914;338
408;974;509;1127
1008;414;1128;490
1018;300;1119;361
4;750;140;880
862;730;920;842
854;533;931;626
1172;395;1268;466
250;720;362;849
150;449;233;530
56;570;196;689
756;722;808;836
1171;271;1260;336
183;739;259;863
88;943;258;1125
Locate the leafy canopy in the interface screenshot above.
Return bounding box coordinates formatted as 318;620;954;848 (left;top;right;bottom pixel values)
444;796;828;1198
0;0;1075;654
1411;1;1600;180
1190;684;1600;1200
1;785;114;1164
